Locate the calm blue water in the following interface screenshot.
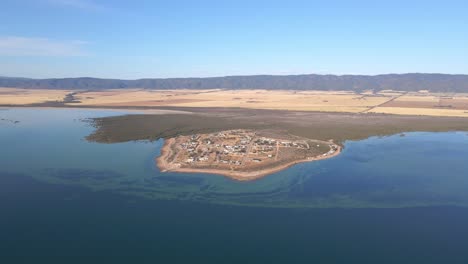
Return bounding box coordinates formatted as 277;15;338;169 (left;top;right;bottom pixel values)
1;108;468;263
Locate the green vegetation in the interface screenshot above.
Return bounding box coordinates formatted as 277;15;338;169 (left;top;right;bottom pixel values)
87;108;468;144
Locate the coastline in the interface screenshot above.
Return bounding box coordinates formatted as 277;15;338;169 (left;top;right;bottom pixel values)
156;138;342;181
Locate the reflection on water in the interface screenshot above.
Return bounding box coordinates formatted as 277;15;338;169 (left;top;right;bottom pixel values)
1;108;468;208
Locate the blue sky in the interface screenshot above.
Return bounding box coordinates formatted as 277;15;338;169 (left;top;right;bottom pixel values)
1;0;467;79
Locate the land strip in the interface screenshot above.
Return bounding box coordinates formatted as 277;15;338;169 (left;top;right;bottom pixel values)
86;108;468;144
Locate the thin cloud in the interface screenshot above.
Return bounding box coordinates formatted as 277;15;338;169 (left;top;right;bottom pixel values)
0;36;89;56
46;0;105;11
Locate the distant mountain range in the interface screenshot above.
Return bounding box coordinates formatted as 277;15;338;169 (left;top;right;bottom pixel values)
1;73;468;92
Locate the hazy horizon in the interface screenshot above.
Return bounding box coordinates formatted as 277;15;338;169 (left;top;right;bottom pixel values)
3;72;468;81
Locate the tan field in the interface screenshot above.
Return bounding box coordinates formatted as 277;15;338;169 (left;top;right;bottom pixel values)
0;88;71;105
71;89;392;113
373;92;468;117
1;87;468;117
368;107;468;117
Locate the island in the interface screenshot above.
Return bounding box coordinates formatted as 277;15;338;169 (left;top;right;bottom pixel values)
156;129;341;180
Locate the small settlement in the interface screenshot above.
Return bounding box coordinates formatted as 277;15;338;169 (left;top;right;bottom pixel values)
158;129;341;179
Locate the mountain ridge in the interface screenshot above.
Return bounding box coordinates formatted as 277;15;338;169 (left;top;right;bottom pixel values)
1;73;468;92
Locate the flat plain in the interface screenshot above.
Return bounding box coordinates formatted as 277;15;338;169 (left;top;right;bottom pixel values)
0;88;71;105
2;88;468;117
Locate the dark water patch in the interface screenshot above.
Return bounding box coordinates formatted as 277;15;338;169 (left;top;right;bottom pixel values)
290;173;389;198
201;186;287;199
156;175;205;185
199;184;212;191
2;172;468;263
119;179;139;185
42;168;125;181
0;117;20;124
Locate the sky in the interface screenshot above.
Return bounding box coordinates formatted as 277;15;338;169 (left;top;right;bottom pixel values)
1;0;467;79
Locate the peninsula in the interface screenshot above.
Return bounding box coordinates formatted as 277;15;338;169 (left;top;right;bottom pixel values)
156;129;341;180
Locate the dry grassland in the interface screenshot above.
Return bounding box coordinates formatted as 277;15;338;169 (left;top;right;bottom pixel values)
2;87;468;117
72;89;392;113
368;107;468;117
380;93;468;111
0;88;71;105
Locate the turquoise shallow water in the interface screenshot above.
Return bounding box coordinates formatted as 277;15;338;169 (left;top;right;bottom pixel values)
2;108;468;263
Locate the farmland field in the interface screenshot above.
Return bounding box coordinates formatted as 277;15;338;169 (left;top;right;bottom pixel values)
2;88;468;117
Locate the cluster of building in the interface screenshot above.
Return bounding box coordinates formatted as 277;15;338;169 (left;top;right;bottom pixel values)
279;141;308;149
176;130;255;166
170;129;337;169
180;134;200;156
322;144;339;157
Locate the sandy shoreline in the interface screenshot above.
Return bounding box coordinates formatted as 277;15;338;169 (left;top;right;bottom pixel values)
156;138;342;181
